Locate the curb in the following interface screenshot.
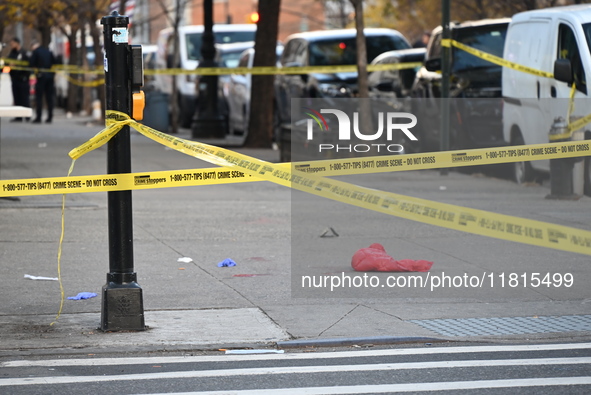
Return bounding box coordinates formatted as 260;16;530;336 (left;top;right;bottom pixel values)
277;336;445;349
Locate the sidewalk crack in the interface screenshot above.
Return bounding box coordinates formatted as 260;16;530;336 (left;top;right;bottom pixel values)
317;304;359;337
360;304;403;320
135;224;256;307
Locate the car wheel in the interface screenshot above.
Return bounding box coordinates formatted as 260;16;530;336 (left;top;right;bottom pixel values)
512;134;535;184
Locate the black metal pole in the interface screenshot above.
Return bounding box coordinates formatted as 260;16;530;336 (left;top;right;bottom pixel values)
100;11;145;331
191;0;227;138
440;0;451;176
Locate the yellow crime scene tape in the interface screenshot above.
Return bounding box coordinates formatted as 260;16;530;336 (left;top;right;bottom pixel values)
2;140;591;197
2;63;105;87
2;59;421;77
144;62;423;76
2;63;103;75
19;110;582;257
3;61;420;87
6;109;591;326
64;74;105;87
3;43;591;258
0;57;30;66
441;39;554;78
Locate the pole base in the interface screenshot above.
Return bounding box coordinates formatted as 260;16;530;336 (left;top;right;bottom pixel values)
100;277;145;331
548;159;577;200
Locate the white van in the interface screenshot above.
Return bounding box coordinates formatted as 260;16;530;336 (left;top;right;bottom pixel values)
154;24;256;128
502;4;591;195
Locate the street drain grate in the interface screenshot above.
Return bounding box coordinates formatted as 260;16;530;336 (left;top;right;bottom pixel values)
408;315;591;337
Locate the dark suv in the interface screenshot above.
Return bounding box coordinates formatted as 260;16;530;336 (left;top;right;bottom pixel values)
274;28;411;151
410;19;510;152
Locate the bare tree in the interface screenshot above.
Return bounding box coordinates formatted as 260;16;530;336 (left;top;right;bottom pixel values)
86;0;109;121
53;1;83;115
349;0;373;149
324;0;353;28
118;0;127;16
244;0;281;148
65;24;81;114
364;0;586;43
51;0;109;117
350;0;368;99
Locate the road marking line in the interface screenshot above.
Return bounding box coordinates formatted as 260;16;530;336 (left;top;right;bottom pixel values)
136;377;591;394
1;358;590;386
3;342;591;368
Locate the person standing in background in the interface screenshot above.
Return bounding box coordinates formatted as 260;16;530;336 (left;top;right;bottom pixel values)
413;31;432;48
7;37;31;122
29;40;56;124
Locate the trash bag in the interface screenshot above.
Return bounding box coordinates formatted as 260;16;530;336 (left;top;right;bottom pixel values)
351;243;433;272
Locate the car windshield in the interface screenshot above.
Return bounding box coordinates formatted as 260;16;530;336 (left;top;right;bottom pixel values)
308;35;410;66
186;31;256;60
452;24;507;72
583;22;591;55
219;50;245;68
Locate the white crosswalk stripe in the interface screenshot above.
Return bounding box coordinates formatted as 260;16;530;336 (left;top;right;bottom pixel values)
4;342;591;367
1;342;590;394
141;377;591;395
1;357;590;386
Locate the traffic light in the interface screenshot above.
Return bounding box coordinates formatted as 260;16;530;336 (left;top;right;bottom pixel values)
248;12;259;23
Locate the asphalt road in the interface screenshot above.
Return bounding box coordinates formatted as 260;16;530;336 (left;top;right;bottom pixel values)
1;342;590;394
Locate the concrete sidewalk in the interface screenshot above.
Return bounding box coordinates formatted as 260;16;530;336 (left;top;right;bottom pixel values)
1;111;590;356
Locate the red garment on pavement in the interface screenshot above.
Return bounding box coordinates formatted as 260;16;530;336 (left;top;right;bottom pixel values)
351;243;433;272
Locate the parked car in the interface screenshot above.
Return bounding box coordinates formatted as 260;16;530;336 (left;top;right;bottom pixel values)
154;24;256;128
206;41;255;134
367;47;426;153
410;18;510;152
142;44;158;68
502;4;591;195
275;28;411;161
224;44;284;137
142;44;158;87
368;47;426;100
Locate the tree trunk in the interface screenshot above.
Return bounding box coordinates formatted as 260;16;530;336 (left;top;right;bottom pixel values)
38;19;52;48
89;10;106;121
170;0;185;134
66;26;80;114
350;0;372;153
0;9;6;45
351;0;368;99
244;0;281;148
119;0;127;16
81;23;92;116
170;5;180;134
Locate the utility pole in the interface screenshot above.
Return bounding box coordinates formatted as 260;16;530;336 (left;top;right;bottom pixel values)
191;0;226;138
100;11;145;331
